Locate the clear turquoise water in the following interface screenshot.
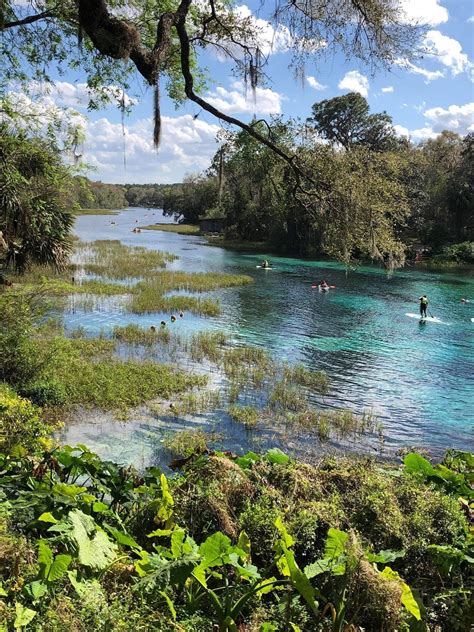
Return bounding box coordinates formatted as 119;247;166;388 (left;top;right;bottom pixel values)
68;207;474;457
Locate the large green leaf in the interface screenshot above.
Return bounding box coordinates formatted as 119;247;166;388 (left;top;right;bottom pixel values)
105;524;140;551
282;546;319;615
38;540;53;578
403;453;435;477
14;603;37;629
199;532;231;568
380;567;421;621
266;448;290;465
274;517;295;548
324;528;348;559
48;554;72;581
69;509;117;569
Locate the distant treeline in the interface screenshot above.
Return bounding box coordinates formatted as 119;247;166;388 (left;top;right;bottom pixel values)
71;179;183;211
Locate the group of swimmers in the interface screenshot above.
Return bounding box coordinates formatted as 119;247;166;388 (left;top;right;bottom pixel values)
150;312;184;331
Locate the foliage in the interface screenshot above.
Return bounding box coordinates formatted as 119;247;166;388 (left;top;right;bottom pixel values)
307;92;397;151
0;384;54;452
0;125;74;273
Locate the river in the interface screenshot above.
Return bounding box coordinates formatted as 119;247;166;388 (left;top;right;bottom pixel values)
59;207;474;464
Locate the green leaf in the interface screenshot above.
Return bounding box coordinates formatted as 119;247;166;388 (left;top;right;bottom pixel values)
92;501;109;513
235;451;261;469
105;525;140;550
69;509;117;570
199;532;231;568
281;546;319;615
367;549;406;564
380;567;421;621
38;540;53;578
52;483;87;498
159;591;176;620
324;528;348;559
147;528;174;538
304;557;334;578
14;603;37;629
48;554;72;581
274;517;294;548
23;580;47;601
403;453;435;477
38;512;58;524
266;448;290;465
237;531;251;562
0;582;7;597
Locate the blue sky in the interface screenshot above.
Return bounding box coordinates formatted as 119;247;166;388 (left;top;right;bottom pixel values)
11;0;474;183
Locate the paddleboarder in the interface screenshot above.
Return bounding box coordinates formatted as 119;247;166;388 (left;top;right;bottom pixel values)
419;295;428;319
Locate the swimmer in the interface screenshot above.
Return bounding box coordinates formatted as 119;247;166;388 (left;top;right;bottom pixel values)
150;326;156;332
171;315;176;322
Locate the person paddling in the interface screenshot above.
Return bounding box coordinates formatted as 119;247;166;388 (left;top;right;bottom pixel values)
262;259;270;269
419;295;429;319
320;280;329;290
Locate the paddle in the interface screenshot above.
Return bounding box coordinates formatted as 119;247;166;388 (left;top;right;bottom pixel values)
312;284;336;289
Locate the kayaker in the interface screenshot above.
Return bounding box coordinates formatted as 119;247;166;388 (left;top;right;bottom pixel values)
320;280;329;290
419;295;428;318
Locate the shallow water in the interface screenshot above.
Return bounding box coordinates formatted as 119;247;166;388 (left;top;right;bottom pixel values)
60;207;473;463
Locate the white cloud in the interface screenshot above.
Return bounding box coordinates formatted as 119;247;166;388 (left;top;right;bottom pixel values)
26;81;138;109
424;30;473;78
398;0;448;26
83;114;221;183
228;5;293;57
394;102;474;142
396;59;445;82
381;86;394;93
306;76;326;91
338;71;369;98
205;80;282;115
467;16;474;23
424;103;474;134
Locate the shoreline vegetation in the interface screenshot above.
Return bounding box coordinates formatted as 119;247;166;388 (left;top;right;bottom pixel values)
73;208;120;216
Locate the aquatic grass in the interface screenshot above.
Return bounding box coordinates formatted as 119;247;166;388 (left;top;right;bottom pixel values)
77;240;177;279
36;336;205;411
227;404;259;428
189;331;227;362
140;223;200;234
166;390;222;417
134;270;253;293
129;291;220;316
113;323;171;345
162;428;212;458
269;381;307;413
283;364;329;395
289;408;382;442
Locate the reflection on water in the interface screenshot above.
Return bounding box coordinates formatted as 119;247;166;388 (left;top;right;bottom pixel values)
59;207;474;465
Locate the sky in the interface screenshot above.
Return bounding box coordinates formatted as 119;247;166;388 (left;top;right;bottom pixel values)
10;0;474;184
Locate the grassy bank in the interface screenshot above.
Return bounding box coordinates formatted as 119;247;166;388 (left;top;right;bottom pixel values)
204;235;270;253
140;223;200;234
73;208;120;216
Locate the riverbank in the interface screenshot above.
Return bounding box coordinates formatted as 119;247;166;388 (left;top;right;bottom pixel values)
0;401;472;631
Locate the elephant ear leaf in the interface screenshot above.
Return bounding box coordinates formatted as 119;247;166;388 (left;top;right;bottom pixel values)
380;567;421;621
69;509;117;569
48;554;72;581
14;602;37;629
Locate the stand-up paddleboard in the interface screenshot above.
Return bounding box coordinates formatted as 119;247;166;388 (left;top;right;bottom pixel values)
312;284;336;291
256;266;272;270
471;317;474;323
405;312;447;324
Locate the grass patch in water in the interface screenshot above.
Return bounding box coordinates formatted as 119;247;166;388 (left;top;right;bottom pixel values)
189;331;227;362
73;208;119;216
162;428;212;457
36;336;205;411
290;408;382;442
113;323;171;345
283;363;329;394
77;240;176;279
130;292;220;316
227;404;259;428
140;223;200;234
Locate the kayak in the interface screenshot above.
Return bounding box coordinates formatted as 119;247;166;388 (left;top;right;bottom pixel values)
405;313;447;325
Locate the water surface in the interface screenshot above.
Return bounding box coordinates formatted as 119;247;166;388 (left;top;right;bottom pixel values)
61;207;474;461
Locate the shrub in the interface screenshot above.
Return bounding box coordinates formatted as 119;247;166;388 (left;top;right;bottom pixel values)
20;378;67;407
0;385;53;452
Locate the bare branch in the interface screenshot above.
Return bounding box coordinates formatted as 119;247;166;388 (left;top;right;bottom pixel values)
2;11;52;29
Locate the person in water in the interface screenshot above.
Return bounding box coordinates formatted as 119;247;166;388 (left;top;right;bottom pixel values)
320;280;329;289
419;295;428;318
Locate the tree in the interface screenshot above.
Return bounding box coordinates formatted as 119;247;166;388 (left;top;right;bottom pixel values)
1;0;419;169
307;92;397;151
0;124;74;273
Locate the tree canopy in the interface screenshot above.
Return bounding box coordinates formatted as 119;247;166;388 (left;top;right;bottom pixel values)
307;92;397;151
1;0;419;161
